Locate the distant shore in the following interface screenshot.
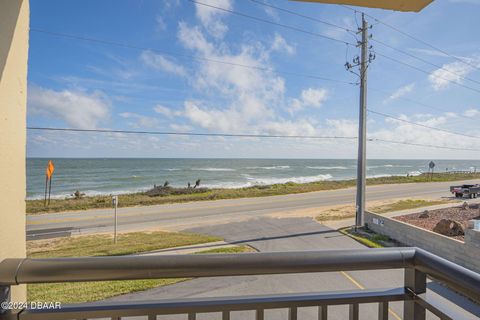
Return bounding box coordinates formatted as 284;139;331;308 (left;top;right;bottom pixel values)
26;172;480;214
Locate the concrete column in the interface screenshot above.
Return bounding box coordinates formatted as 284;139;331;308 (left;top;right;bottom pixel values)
0;0;29;301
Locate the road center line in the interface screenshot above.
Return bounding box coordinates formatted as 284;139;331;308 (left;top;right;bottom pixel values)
340;271;402;320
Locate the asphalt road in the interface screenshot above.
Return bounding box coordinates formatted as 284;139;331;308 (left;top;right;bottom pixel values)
100;217;480;320
26;179;479;239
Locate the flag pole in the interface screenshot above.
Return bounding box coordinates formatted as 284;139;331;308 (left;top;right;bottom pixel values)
48;176;53;205
44;175;48;206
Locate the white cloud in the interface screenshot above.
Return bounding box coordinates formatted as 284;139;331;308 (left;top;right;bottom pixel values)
154;104;176;118
177;21;295;134
28;86;110;129
369;112;479;153
119;112;159;128
301;88;328;108
140;51;187;77
464;108;480;117
384;83;415;103
428;58;478;90
170;123;193;131
178;22;215;55
164;0;180;9
325;119;357;137
195;0;233;38
156;15;167;31
271;33;295;55
262;4;279;20
288;88;328;113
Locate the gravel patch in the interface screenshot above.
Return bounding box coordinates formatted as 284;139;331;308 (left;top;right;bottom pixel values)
394;203;480;241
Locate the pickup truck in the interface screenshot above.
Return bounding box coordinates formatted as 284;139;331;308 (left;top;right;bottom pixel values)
450;184;480;198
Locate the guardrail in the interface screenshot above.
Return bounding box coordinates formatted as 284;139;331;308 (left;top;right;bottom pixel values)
1;247;479;320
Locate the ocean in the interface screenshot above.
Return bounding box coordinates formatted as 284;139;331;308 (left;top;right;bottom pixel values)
26;158;480;200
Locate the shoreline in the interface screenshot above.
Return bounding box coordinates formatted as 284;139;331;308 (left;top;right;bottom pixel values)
26;172;480;214
24;172;418;201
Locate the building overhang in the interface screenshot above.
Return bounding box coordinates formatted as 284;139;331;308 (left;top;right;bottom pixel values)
292;0;433;12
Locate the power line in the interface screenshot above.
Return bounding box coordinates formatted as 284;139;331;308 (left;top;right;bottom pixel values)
340;5;480;73
188;0;355;46
26;127;357;140
30;28;355;85
248;0;354;33
371;38;480;87
27;126;480;152
375;52;480;95
369;87;477;123
367;109;480;140
243;1;480;93
370;138;480;152
246;0;480;88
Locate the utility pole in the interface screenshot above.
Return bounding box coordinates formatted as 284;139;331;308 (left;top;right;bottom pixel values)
293;0;430;232
355;14;369;227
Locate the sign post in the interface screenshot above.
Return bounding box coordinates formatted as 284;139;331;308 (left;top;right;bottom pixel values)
44;160;55;206
112;195;118;244
429;161;435;181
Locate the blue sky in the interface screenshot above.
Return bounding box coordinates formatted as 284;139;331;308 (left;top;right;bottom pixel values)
27;0;480;159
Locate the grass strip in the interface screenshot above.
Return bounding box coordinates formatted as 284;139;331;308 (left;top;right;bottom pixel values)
339;227;385;248
27;231;222;258
27;232;250;303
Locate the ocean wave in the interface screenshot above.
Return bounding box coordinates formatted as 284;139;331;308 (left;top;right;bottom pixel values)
367;174;393;178
408;171;423;176
26;187;151;200
244;174;333;185
383;164;413;168
163;168;181;171
110;175;145;181
247;166;290;170
191;167;236;172
202;182;252;189
307;166;348;170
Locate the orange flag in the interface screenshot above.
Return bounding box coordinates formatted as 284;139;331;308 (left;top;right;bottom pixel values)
46;160;55;179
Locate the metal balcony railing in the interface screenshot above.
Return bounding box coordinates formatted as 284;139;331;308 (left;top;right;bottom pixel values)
1;247;479;320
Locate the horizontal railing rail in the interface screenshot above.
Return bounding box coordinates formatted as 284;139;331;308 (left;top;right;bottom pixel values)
0;248;416;284
1;247;479;320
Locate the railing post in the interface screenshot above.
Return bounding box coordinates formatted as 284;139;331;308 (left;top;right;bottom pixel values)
288;307;298;320
349;304;359;320
404;267;426;320
222;311;230;320
378;302;388;320
256;309;264;320
0;286;10;315
318;305;328;320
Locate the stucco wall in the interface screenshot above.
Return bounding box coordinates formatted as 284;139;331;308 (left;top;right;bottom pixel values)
365;211;480;274
0;0;29;301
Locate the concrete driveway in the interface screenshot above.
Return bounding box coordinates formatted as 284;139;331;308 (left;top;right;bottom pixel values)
103;217;480;320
